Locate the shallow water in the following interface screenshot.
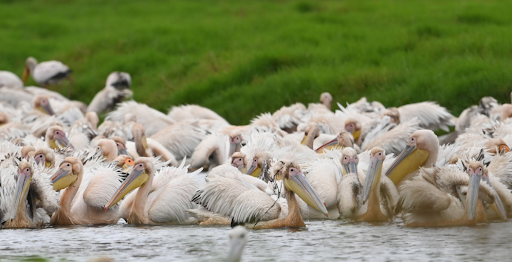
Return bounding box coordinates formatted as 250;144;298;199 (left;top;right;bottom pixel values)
1;219;511;261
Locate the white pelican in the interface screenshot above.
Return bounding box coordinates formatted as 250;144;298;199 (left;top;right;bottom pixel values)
337;147;398;222
127;123;178;166
104;158;200;225
2;161;58;228
271;102;306;133
87;72;133;114
191;162;328;229
50;156;123;225
395;162;496;227
107;101;175;136
227;226;248;262
45;125;74;150
0;70;23;88
22;57;73;97
168;104;229;125
385;130;439;185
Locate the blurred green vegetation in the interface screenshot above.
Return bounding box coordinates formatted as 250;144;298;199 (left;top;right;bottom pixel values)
1;0;512;124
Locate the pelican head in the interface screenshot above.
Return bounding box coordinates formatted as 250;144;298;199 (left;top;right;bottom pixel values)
33;96;55;115
23;57;37;83
386;130;438;185
21;146;35;159
229;134;242;157
381;107;400;124
113;155;134;171
301;122;319;145
320;92;332;109
45;125;74;150
484;138;509;155
231;152;246;172
246;151;272;178
341;147;358;175
344;118;361;141
104;158;154;209
315;130;354;153
466;162;485;220
33;148;55;168
362;147;385;204
11;161;33;220
112;136;128;156
97;139;118;161
51;157;82;191
281;162;328;217
227;226;248;262
0;112;9;125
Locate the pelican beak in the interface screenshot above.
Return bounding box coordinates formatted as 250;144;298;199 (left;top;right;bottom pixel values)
343;161;358;175
315;138;338;153
11;169;32;220
56;135;74;150
104;167;149;209
284;171;328;216
246;163;260;178
119;148;128;156
352;130;361;141
229;142;241;157
51;168;77;191
482;176;507;221
500;145;510;155
22;67;29;83
300;133;308;145
41;103;55;116
362;155;383;204
467;170;482;221
385;145;429;185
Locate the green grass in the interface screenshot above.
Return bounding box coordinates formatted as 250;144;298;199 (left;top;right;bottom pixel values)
1;0;512;124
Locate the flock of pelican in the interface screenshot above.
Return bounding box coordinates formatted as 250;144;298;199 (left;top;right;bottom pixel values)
2;59;512;258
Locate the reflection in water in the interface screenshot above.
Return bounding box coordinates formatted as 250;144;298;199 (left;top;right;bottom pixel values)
0;220;510;261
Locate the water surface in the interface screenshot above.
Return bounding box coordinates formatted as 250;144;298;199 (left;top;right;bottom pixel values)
1;220;510;261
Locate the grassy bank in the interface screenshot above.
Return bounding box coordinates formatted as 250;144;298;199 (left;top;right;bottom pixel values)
1;0;512;124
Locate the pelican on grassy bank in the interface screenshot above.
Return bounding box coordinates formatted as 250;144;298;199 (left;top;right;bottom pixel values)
87;72;133;114
22;57;73;97
104;158;200;225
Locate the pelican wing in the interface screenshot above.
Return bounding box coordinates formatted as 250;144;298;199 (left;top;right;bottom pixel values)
362;118;420;155
82;166;124;208
0;87;33;108
231;189;281;223
398;101;455;132
147;174;199;223
33;60;70;83
31;165;59;214
88;86;133;114
488;153;512;189
189;133;228;170
107;101;175;136
396;178;451;214
0;166;17;221
305;158;339;208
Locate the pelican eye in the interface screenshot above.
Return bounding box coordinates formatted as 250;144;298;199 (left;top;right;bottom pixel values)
24;168;30;172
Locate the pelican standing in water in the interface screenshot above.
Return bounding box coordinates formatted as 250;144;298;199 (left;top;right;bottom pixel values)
22;57;73;97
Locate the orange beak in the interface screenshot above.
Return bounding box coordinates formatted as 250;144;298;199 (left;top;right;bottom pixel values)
22;67;30;83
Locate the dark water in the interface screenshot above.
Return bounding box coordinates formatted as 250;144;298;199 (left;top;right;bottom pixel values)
0;219;511;261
